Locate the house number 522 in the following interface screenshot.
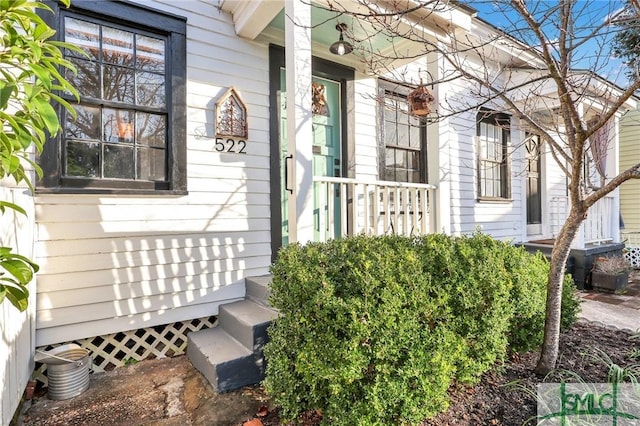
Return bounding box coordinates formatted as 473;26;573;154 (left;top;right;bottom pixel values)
215;137;247;154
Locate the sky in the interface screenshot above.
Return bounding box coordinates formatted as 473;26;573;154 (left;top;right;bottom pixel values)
468;0;631;87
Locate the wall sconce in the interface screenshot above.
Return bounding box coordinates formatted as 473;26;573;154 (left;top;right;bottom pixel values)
329;23;353;56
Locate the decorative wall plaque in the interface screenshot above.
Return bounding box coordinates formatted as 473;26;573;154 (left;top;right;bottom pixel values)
216;87;248;138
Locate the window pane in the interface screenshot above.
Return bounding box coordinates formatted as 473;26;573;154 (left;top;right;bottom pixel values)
397;123;409;147
409;170;420;183
103;65;135;103
136;72;165;107
384;166;395;181
386;148;395;167
136;113;166;147
384;105;396;124
65;141;100;177
104;144;134;178
385;120;398;145
137;147;166;180
66;104;101;140
64;17;99;60
136;35;165;73
65;57;100;98
103;109;134;143
408;150;420;170
409;118;421;148
102;26;134;66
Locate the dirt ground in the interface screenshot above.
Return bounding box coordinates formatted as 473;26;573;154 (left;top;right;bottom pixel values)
18;355;273;426
17;321;639;426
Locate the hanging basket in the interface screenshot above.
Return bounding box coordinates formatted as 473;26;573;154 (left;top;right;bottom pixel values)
408;86;434;116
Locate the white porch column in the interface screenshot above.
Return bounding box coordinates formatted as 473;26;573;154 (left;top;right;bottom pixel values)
430;49;450;234
611;114;621;243
573;102;586;249
285;0;314;243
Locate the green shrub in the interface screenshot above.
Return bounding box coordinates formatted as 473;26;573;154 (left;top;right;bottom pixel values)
264;234;579;425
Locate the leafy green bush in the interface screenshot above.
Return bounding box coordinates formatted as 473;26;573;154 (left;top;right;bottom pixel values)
264;234;579;425
0;0;78;311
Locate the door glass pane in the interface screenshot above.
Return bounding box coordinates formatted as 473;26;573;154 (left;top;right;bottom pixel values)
102;26;134;66
137;147;166;180
136;35;165;73
136;113;166;147
65;141;100;177
66;104;100;140
104;144;134;178
103;108;134;143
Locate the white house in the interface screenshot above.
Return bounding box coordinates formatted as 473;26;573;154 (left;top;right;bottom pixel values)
1;0;635;420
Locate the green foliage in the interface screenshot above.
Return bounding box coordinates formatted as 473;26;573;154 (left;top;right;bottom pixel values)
560;275;580;331
0;247;39;311
264;234;580;425
0;0;78;311
612;5;640;79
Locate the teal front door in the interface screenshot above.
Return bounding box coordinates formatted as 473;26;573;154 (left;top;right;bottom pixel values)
280;71;342;245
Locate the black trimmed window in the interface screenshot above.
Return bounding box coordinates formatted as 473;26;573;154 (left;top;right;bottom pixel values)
476;109;511;200
38;1;187;193
378;80;428;183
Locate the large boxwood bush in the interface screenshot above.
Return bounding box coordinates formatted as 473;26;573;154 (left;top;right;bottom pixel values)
264;234;579;425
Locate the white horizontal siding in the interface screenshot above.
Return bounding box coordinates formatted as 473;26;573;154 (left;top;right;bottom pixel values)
34;0;272;345
354;76;378;180
0;182;36;424
442;69;524;240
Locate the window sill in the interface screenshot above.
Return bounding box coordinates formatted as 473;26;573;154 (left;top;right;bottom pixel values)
476;197;512;204
36;187;188;197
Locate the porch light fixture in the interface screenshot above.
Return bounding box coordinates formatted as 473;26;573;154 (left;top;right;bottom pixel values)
329;23;353;56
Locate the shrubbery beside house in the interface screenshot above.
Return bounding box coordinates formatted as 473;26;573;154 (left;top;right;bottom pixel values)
264;233;579;425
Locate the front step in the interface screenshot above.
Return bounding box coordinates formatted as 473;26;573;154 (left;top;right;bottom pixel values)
246;275;272;307
219;300;278;351
187;327;264;392
187;276;277;392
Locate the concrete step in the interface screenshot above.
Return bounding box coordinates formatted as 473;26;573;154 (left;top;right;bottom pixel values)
219;299;279;351
187;327;265;392
245;275;272;307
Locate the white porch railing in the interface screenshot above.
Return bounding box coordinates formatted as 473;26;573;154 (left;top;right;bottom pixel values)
546;195;616;245
313;177;437;242
584;196;614;245
550;196;569;238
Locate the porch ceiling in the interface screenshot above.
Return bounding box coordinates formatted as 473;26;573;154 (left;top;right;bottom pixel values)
220;0;474;70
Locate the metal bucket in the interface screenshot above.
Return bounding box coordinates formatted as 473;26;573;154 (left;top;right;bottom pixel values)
35;344;91;400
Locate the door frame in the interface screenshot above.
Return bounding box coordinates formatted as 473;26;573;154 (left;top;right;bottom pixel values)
268;44;355;260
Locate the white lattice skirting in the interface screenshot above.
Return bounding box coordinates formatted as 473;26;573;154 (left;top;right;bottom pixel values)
626;247;640;269
34;316;217;382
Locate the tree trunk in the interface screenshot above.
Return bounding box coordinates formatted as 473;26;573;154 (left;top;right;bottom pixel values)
534;208;584;375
